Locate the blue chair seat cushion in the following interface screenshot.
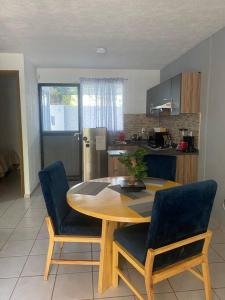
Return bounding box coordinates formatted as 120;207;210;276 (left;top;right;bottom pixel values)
60;209;102;236
114;223;149;264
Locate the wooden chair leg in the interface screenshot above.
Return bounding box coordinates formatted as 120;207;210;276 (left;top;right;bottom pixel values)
145;282;154;300
44;238;54;280
202;258;212;300
112;242;119;287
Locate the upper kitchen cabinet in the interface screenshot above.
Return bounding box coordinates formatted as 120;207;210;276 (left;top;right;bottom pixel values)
146;79;171;116
180;72;201;113
146;72;201;116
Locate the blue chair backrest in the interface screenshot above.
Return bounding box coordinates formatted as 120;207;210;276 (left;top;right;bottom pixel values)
39;161;70;234
144;155;176;181
146;180;217;270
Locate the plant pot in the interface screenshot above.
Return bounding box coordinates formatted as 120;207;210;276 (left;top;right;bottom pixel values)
128;175;136;185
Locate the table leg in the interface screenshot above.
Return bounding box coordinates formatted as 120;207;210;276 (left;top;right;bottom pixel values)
98;219;118;294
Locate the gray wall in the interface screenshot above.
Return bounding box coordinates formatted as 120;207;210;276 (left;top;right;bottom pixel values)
0;75;20;155
161;27;225;225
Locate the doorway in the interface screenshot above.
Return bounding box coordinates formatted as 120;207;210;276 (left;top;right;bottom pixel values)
39;84;82;180
0;71;24;197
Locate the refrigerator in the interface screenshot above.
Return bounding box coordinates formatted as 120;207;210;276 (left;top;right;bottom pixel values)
82;127;108;181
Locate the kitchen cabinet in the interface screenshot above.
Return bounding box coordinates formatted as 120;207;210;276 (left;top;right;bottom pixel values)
146;72;201;116
108;151;198;184
108;156;129;177
175;155;198;184
180;72;200;113
146;79;171;116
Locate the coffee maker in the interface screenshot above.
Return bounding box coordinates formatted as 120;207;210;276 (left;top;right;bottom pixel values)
183;135;195;153
148;128;170;148
177;128;196;152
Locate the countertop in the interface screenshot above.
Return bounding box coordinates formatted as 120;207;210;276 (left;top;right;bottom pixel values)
108;145;199;157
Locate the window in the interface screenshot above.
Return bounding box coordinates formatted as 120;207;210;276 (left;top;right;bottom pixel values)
40;85;79;131
81;78;124;132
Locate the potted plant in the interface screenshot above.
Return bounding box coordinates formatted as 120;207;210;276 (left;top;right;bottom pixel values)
118;149;148;186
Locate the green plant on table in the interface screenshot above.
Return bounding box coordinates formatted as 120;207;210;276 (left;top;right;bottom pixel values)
118;149;147;183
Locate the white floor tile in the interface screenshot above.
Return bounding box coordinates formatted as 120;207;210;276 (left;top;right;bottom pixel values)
134;293;177;300
0;240;6;249
209;246;225;263
92;243;100;252
57;252;92;274
176;289;219;300
11;275;55;300
0;215;22;229
17;216;44;228
36;228;49;240
61;242;92;253
209;218;221;230
0;228;13;242
30;200;47;209
169;271;204;291
214;288;225;299
24;208;46;219
0;278;17;300
93;271;133;298
30;239;57;255
128;268;173;294
21;254;57;276
0;256;27;278
211;243;225;260
209;262;225;288
102;297;134;300
211;229;225;244
52;273;93;300
154;294;177;300
0;240;34;257
9;227;39;241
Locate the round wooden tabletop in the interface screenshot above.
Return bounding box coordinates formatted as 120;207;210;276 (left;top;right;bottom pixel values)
67;176;179;223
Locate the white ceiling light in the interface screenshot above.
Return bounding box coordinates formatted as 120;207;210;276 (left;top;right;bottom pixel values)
96;47;107;54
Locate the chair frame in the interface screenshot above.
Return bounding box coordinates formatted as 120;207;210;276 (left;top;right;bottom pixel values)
112;230;212;300
44;216;101;280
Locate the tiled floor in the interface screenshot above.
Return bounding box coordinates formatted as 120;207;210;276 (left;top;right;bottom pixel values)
0;172;225;299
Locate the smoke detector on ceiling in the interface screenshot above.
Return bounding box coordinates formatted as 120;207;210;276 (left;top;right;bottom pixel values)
96;47;107;54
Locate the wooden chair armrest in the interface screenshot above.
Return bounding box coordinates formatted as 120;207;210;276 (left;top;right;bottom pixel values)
148;230;212;256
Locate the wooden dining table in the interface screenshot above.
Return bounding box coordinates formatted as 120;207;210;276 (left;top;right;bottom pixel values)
67;176;179;294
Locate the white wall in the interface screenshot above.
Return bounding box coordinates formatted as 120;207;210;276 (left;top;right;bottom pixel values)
0;76;20;154
24;58;41;194
37;68;160;114
161;27;225;225
0;53;40;196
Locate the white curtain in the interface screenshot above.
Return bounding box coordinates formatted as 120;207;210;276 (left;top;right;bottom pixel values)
80;78;124;132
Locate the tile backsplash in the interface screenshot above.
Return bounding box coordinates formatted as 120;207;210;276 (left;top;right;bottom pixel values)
124;113;200;147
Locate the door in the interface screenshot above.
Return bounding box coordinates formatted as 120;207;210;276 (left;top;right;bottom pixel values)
39;84;81;180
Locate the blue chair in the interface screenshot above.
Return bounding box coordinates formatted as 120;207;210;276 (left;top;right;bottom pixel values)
144;155;176;181
39;161;102;280
112;180;217;300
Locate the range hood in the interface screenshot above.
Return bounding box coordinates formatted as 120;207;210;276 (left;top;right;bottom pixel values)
152;100;172;111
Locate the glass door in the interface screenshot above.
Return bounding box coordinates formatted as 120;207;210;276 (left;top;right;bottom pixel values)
39;84;81;180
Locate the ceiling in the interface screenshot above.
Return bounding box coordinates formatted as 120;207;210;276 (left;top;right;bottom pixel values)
1;0;225;69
